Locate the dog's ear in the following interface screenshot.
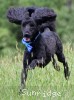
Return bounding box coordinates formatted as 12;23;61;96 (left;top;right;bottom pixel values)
7;7;29;25
32;7;57;25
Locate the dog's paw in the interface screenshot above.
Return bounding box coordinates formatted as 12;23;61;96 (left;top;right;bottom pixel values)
64;67;70;80
65;71;70;80
19;89;23;94
27;65;35;70
27;65;31;70
19;84;25;94
54;65;60;71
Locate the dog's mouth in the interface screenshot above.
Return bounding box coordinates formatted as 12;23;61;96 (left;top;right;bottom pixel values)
23;33;31;42
24;37;31;42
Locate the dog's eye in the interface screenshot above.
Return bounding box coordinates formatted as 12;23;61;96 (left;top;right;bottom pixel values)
30;23;34;27
22;23;26;27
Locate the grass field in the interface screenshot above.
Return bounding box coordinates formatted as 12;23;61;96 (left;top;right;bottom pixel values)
0;43;74;100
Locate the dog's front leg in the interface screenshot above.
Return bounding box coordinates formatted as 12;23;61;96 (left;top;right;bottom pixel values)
27;58;45;70
20;51;30;93
20;68;28;93
27;59;37;70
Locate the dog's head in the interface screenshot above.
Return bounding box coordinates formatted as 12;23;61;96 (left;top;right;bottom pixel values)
21;18;38;42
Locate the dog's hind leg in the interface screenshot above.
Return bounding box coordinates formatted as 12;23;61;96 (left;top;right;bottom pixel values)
52;55;60;71
56;52;70;80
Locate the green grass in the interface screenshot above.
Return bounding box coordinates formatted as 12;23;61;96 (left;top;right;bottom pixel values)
0;43;74;100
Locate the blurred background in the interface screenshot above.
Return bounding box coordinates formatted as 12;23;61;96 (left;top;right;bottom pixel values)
0;0;74;56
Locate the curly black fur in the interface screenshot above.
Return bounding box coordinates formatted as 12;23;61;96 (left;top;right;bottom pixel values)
7;6;37;24
7;6;70;93
7;6;56;31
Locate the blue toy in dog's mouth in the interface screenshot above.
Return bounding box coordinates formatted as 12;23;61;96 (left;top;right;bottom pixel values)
22;32;41;52
22;38;33;52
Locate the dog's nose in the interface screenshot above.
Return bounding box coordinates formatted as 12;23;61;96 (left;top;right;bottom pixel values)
23;33;31;38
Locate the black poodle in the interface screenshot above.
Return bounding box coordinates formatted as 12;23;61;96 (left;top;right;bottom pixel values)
7;7;70;92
